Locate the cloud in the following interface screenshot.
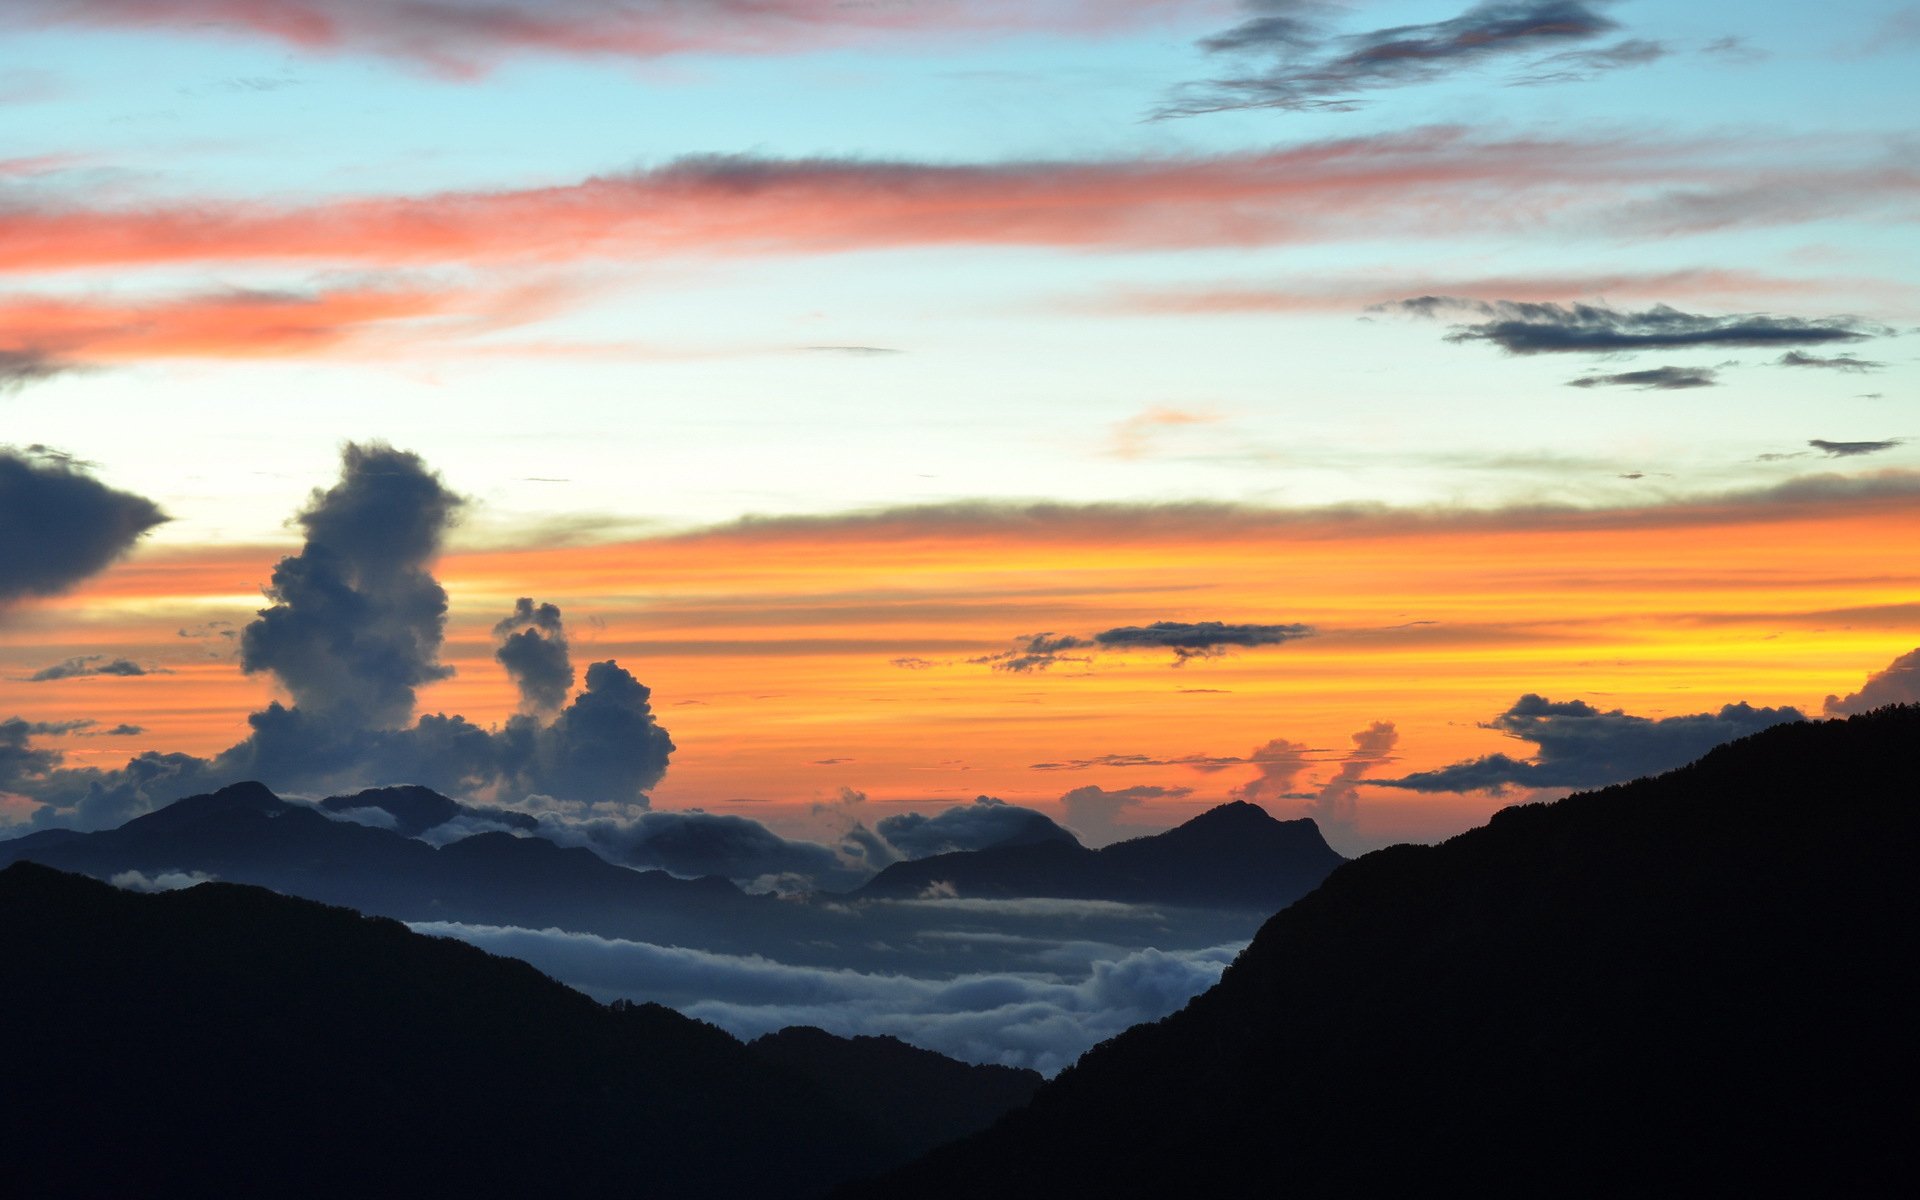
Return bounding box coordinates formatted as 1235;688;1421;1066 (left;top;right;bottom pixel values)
1092;620;1313;663
1167;1;1634;115
1059;784;1190;848
1381;693;1805;794
970;633;1091;674
1776;350;1885;373
1227;738;1315;803
874;796;1077;860
493;598;574;715
413;919;1241;1074
239;442;464;729
1809;439;1903;458
511;807;871;894
0;1;1192;76
1824;648;1920;716
108;869;215;893
0;446;167;608
1392;298;1884;355
0;348;72;392
1299;721;1397;839
11;130;1897;276
1512;35;1665;84
1566;366;1718;390
23;656;157;682
10;445;674;829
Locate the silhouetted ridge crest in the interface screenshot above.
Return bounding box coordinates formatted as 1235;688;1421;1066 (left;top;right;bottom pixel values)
0;863;1040;1199
838;709;1919;1198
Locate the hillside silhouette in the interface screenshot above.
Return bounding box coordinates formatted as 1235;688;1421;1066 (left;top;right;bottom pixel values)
0;863;1041;1199
850;800;1344;910
838;708;1919;1198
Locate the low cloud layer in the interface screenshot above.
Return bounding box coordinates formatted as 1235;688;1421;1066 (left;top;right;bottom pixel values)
1391;298;1881;355
1825;647;1920;716
414;919;1241;1074
1382;693;1805;794
0;446;166;608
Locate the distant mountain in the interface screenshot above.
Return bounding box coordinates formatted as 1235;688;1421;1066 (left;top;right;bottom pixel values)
838;708;1920;1198
320;783;538;837
0;781;789;953
0;863;1041;1200
850;801;1345;911
749;1027;1042;1161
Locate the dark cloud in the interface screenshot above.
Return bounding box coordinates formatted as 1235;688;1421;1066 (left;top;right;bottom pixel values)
0;348;71;392
0;445;166;607
971;633;1090;674
1059;784;1190;848
1381;693;1805;794
1809;438;1903;458
1167;1;1630;116
1776;350;1885;373
875;796;1077;860
10;445;674;830
493;597;574;715
1092;620;1313;664
1512;36;1665;84
1824;648;1920;716
1566;366;1718;390
517;807;869;893
1390;298;1883;355
96;724;145;737
239;442;462;729
23;656;156;682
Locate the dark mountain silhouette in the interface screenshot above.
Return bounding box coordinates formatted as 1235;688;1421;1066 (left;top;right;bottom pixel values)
850;800;1345;910
749;1027;1042;1161
320;783;538;837
0;863;1042;1200
0;781;790;953
838;708;1919;1198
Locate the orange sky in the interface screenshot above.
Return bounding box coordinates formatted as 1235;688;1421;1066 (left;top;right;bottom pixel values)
7;482;1914;851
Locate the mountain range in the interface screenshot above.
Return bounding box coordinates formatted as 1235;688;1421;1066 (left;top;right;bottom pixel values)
835;706;1919;1197
0;861;1039;1200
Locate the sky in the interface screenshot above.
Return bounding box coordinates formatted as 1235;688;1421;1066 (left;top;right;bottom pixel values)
3;0;1918;856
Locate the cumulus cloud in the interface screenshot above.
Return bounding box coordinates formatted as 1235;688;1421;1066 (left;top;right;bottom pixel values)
493;598;574;714
1059;784;1190;848
0;445;166;608
8;444;674;830
1776;350;1885;373
23;656;158;682
875;796;1077;860
1825;648;1920;716
1092;620;1313;664
1566;366;1718;390
239;442;462;729
1227;738;1315;803
1381;693;1805;794
1167;1;1637;116
1809;438;1903;458
1389;297;1882;355
413;919;1241;1074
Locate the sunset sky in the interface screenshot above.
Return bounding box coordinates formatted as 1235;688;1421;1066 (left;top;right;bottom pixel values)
4;0;1916;854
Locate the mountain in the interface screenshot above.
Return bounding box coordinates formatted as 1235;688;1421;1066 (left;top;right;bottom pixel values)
320;783;538;838
0;863;1040;1200
837;708;1920;1198
749;1027;1042;1161
0;781;791;953
849;800;1345;911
